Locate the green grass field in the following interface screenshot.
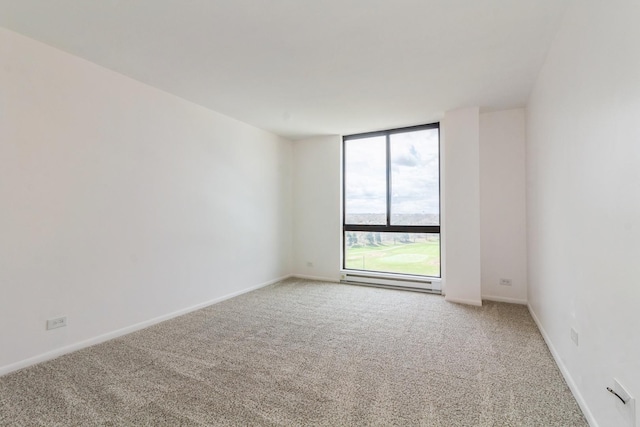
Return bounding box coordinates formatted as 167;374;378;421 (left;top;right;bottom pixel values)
345;240;440;277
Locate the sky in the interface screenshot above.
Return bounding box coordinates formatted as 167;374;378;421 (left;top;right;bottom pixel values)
345;128;439;223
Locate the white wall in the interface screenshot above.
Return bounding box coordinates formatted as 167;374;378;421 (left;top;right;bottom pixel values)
442;107;482;306
0;27;292;373
480;109;528;304
292;135;341;281
526;1;640;426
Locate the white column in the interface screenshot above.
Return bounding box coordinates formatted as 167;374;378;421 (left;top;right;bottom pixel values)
441;107;482;306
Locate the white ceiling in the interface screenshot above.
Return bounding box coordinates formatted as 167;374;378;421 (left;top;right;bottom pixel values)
0;0;568;140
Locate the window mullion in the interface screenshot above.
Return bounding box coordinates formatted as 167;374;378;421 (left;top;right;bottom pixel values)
386;133;391;228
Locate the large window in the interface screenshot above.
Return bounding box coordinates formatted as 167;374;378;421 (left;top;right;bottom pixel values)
343;123;440;277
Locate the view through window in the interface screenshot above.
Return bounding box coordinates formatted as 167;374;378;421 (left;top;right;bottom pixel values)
343;124;440;277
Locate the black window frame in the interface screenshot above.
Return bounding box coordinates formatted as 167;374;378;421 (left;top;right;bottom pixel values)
342;122;441;277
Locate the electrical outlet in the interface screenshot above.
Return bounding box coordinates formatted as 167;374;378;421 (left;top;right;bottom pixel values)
570;328;579;346
46;316;67;330
499;278;512;286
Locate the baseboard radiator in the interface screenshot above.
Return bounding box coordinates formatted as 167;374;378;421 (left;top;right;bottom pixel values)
340;272;441;294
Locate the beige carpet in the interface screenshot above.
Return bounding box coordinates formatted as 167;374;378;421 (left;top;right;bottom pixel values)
0;278;587;426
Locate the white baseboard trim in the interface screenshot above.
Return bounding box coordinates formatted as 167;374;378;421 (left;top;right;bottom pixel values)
528;304;598;427
0;274;291;377
444;296;483;306
291;274;340;283
482;295;528;305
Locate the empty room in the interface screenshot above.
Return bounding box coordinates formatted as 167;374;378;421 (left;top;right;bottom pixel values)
0;1;638;426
